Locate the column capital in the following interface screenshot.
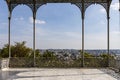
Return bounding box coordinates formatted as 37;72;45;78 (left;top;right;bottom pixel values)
33;17;36;20
8;11;12;20
8;16;11;20
107;11;110;20
33;12;36;20
82;15;85;20
107;16;110;20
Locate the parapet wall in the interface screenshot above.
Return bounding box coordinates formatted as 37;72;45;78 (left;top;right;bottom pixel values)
0;58;9;69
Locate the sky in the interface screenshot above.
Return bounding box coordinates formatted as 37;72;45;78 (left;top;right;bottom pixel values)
0;0;120;49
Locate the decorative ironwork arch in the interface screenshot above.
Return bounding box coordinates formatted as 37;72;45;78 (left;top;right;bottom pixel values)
9;4;34;15
6;0;112;14
5;0;115;67
73;3;93;19
83;3;110;16
26;3;45;13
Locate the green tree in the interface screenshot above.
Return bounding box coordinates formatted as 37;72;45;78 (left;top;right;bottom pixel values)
42;50;55;57
42;50;57;59
0;44;13;58
79;50;94;58
29;49;41;58
84;52;94;58
0;41;32;58
12;41;32;57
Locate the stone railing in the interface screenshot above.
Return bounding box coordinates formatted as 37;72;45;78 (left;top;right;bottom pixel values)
9;57;108;68
109;58;120;73
0;58;9;69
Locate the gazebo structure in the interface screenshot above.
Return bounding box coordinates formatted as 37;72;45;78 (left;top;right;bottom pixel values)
5;0;119;67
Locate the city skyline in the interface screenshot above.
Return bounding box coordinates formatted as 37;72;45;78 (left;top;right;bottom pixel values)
0;0;120;49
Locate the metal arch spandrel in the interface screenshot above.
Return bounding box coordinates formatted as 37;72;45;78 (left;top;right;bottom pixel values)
10;4;18;12
73;3;95;19
84;3;93;14
26;4;34;12
35;3;46;12
26;3;45;18
10;4;34;14
73;3;82;12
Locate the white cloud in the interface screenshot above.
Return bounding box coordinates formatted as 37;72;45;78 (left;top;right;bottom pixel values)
36;19;46;24
20;17;24;20
0;22;7;29
0;34;8;48
100;8;106;13
29;17;46;24
0;31;120;49
64;32;81;39
111;31;120;35
111;2;119;11
14;17;24;21
1;22;7;25
36;27;48;36
84;31;120;49
110;31;120;49
100;20;106;25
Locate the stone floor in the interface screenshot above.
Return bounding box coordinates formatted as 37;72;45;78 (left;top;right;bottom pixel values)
0;68;119;80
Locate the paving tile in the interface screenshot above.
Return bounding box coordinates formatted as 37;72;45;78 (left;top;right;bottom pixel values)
0;68;118;80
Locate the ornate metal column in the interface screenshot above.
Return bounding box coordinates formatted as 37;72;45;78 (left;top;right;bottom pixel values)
81;1;85;67
119;0;120;11
27;2;44;67
81;17;85;67
117;3;120;64
74;1;85;67
33;15;36;67
107;14;110;67
27;2;37;67
33;2;36;67
107;1;110;67
6;0;18;67
8;10;11;59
